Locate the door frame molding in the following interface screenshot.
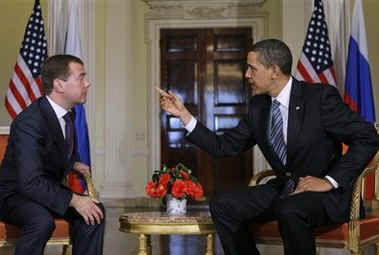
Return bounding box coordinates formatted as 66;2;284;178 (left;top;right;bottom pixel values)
144;0;270;176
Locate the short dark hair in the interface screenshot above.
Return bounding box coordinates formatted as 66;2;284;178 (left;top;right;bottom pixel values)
40;54;83;95
250;39;292;75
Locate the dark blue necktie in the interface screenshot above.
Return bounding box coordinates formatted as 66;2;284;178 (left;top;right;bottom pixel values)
270;100;287;165
63;112;74;160
270;100;295;197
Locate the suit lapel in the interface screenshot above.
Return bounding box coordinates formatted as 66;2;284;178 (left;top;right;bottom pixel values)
256;96;271;150
255;96;286;170
287;79;305;167
40;96;66;164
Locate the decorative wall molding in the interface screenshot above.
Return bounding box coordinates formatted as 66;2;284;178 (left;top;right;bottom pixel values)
186;7;227;18
144;0;267;7
228;1;266;8
145;0;267;19
144;0;269;176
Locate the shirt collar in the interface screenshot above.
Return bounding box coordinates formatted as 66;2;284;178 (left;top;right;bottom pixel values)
271;77;292;109
46;96;68;119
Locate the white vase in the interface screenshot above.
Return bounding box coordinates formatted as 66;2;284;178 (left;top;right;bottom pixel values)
166;194;187;216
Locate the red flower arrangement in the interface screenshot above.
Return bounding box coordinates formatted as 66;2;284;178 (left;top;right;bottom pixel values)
145;163;205;201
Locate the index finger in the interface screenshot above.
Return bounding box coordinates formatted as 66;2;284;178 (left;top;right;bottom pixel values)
155;87;170;97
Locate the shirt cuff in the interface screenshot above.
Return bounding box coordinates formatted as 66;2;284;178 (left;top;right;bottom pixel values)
184;116;197;133
325;175;339;189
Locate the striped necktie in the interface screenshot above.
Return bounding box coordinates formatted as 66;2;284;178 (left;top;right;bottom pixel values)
270;100;295;197
270;100;287;165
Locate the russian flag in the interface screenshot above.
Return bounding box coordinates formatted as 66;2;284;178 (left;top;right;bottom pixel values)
65;0;91;193
344;0;375;122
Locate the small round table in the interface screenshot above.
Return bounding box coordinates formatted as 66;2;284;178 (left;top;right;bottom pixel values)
119;211;216;255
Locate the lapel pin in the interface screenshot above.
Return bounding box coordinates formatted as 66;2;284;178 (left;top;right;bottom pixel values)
296;106;301;111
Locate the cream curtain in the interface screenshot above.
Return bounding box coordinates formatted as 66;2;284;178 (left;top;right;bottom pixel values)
324;0;350;97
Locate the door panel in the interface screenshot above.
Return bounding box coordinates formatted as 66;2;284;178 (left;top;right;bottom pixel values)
161;27;253;199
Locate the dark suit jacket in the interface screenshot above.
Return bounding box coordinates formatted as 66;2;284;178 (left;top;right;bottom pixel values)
187;78;379;223
0;96;77;219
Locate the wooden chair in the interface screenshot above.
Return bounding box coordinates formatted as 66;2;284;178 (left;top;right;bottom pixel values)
0;134;98;255
249;150;379;255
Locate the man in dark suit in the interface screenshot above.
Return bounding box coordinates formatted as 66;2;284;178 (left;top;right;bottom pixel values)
0;55;105;255
157;39;379;255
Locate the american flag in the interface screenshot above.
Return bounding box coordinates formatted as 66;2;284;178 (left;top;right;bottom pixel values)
5;0;47;119
294;0;336;86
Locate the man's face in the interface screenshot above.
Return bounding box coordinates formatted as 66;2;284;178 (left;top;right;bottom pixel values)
245;51;275;96
61;62;90;106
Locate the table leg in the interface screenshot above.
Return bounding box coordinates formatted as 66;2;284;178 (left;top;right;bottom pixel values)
137;234;149;255
146;234;152;255
205;233;214;255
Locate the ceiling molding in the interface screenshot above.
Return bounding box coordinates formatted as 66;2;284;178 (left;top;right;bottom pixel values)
143;0;267;19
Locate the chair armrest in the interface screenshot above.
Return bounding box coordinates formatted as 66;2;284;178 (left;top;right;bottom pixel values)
248;170;276;187
350;151;379;220
347;162;378;252
347;151;379;252
350;165;378;221
83;175;99;200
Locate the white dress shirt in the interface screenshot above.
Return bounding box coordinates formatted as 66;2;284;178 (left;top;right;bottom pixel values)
46;96;70;139
272;77;292;144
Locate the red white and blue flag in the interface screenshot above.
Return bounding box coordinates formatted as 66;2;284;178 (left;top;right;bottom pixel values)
5;0;47;119
294;0;337;86
65;0;91;193
344;0;375;122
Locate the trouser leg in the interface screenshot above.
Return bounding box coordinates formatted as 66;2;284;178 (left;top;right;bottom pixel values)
209;184;279;255
65;202;106;255
272;192;330;255
3;200;55;255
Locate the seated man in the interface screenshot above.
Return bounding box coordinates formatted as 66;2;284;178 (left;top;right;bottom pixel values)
157;39;379;255
0;55;105;255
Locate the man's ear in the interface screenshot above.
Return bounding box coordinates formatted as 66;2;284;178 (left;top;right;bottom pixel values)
271;65;282;80
53;78;64;93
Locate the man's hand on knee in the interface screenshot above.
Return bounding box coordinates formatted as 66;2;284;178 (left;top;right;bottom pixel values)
292;176;333;194
70;193;104;225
